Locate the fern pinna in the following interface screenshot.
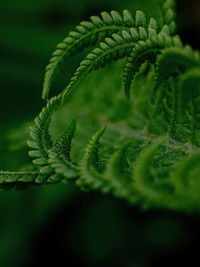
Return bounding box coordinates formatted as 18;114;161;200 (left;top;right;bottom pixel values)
1;0;200;212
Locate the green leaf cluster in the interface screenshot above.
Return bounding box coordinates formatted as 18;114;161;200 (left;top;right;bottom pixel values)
2;0;200;212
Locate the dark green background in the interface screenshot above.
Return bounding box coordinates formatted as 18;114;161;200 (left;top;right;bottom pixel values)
1;0;200;266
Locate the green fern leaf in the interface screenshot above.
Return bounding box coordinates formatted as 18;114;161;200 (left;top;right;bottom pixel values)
28;95;62;168
51;118;76;161
42;10;135;99
153;46;200;92
61;30;137;101
0;171;46;188
170;151;200;210
48;119;78;181
177;68;200;144
60;12;163;102
4;2;200;213
122;33;179;98
103;139;138;202
77;126;107;191
160;0;176;34
133;137;173;207
178;68;200;110
28;95;62;184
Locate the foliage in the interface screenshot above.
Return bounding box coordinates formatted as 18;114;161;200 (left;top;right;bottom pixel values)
1;0;200;212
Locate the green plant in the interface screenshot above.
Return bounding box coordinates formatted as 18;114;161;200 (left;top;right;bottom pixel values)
1;0;200;212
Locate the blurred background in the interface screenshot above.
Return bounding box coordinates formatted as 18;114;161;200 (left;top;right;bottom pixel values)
1;0;200;266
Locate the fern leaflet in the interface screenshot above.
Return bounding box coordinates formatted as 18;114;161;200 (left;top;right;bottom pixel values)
77;126;107;191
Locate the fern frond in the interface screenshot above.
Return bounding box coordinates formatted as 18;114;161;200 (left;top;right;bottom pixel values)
0;171;47;188
28;95;62;169
77;126;107;191
60;11;164;102
42;10;135;99
103;139;138;202
122;33;179;98
51;118;77;161
172;152;200;191
61;29;137;101
133;137;173;207
48;151;78;183
169;151;200;210
153;46;200;92
160;0;176;34
177;68;200;144
48;119;78;181
4;2;200;213
178;68;200;108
